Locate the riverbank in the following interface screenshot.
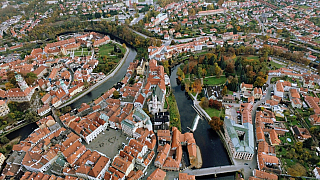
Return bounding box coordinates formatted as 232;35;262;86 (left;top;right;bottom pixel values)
190;145;203;169
170;65;233;180
58;43;130;109
166;91;181;131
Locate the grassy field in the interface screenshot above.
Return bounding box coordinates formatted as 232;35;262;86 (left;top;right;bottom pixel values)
246;55;259;60
93;43;126;75
205;107;221;117
269;60;284;69
204;76;227;85
98;43;125;60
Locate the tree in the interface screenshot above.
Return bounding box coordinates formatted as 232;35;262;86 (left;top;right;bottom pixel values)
303;138;313;149
287;163;306;177
217;0;224;6
5;82;14;90
209;99;214;107
222;86;227;96
253;76;266;87
0;136;9;144
25;111;39;123
189;8;196;16
209;116;224;131
214;63;221;78
295;142;303;153
200;97;209;109
25;72;37;85
192;79;202;94
113;90;120;99
225;63;234;74
5;144;12;151
207;4;214;10
212;100;222;110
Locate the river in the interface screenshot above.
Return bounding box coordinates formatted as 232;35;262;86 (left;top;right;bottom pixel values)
170;65;234;180
9;34;234;178
69;48;137;108
6;122;38;141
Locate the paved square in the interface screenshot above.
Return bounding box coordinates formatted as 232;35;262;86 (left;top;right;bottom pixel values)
85;128;129;158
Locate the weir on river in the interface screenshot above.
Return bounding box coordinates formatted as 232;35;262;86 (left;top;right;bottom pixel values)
170;65;234;179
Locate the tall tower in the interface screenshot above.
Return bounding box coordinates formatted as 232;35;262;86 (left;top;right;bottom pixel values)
152;87;158;112
15;72;28;91
60;79;69;94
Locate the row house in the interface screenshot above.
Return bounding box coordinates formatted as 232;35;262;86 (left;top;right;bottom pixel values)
69;112;108;144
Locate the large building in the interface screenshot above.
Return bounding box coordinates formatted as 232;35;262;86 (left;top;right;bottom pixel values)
224;103;254;160
6;72;36;102
198;9;225;16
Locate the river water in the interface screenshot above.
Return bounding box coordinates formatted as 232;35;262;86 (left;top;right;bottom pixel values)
170;65;234;180
69;49;137;108
8;36;234;178
6;122;38;141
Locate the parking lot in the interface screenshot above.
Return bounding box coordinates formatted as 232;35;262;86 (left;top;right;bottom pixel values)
85;128;129;158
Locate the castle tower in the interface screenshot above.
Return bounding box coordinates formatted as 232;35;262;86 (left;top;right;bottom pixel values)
15;72;28;91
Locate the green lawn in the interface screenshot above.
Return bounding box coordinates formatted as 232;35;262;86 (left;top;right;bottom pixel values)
298;5;309;9
269;60;284;69
93;43;127;75
98;43;126;59
204;76;227;85
270;77;285;84
246;56;259;61
227;90;233;95
279;132;295;145
205;107;221;117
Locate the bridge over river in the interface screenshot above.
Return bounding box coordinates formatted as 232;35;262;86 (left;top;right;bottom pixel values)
183;165;247;177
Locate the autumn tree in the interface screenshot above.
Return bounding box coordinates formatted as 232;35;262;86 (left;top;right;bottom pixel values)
209;99;214;107
222;85;228;96
217;0;224;6
287;163;306;177
189;8;196;16
192;79;202;94
5;82;14;90
113;90;120;99
253;76;266;87
209;116;224;131
212;100;222;110
24;72;37;85
200;97;209;109
207;4;214;10
214;63;221;78
225;62;234;74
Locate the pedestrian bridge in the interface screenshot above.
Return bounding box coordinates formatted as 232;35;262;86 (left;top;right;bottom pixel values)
183;165;246;176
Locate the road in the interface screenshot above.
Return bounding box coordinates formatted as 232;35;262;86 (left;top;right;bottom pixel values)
183;165;247;177
289;39;320;54
255;15;264;35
